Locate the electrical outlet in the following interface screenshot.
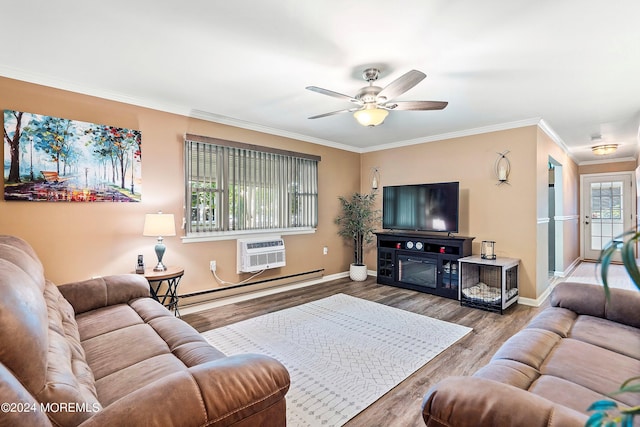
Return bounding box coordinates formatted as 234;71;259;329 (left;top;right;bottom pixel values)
209;260;217;272
323;246;328;255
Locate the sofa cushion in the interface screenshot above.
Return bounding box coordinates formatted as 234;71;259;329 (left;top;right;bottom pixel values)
525;306;577;337
529;375;629;415
77;298;227;406
0;236;45;287
552;281;640;329
0;362;52;427
35;282;102;426
130;298;226;366
570;315;640;359
541;338;640;407
473;359;540;389
75;304;144;341
490;328;561;370
0;259;49;393
82;321;172;380
95;353;189;406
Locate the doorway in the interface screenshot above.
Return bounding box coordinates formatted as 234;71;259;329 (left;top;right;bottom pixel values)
580;172;634;261
548;157;563;277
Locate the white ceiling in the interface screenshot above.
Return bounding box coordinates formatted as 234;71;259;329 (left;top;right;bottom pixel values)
2;1;639;163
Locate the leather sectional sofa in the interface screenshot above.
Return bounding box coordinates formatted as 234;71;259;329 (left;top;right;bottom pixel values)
0;235;290;426
422;280;640;426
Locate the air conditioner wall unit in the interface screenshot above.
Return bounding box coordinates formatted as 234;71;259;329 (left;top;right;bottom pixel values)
237;236;286;273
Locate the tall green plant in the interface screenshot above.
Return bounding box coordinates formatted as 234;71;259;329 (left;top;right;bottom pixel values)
335;192;381;265
586;230;640;427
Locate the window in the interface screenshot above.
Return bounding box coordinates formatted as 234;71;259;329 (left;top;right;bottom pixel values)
185;134;319;238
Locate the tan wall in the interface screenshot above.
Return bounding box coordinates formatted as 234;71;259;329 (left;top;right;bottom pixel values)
578;160;637;175
536;128;580;296
361;126;540;299
0;77;360;294
1;76;599;302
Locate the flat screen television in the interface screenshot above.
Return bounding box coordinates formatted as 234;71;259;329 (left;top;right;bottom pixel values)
382;182;459;233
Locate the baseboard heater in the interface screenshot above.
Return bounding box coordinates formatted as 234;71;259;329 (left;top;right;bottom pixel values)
179;269;325;305
237;236;286;273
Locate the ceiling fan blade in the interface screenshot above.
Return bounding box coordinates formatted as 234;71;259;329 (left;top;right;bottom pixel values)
308;107;360;119
377;70;426;101
384;101;448;111
306;86;360;104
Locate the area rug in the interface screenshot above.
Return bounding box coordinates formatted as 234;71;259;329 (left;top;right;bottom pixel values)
564;261;638;291
201;293;472;427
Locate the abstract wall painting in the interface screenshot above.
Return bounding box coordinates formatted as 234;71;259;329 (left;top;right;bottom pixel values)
3;110;142;202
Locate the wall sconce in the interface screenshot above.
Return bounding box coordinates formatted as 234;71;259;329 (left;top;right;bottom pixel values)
494;150;511;185
371;167;381;190
143;211;176;271
481;240;496;260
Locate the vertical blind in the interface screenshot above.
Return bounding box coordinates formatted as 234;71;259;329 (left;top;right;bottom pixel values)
185;135;319;234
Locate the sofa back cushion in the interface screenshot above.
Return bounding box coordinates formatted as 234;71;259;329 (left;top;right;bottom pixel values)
0;236;45;289
552;281;640;329
0;259;49;392
36;281;102;426
0;235;101;426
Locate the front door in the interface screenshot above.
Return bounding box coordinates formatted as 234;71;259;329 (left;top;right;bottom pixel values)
581;173;634;261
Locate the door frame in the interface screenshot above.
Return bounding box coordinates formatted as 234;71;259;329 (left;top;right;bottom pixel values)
579;171;636;260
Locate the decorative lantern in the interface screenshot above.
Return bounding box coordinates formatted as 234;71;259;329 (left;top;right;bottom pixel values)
481;240;496;260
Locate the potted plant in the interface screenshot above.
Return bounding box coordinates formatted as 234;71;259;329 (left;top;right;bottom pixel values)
587;230;640;426
335;192;381;281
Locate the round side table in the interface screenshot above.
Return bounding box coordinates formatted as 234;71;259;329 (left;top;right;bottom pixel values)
142;266;184;317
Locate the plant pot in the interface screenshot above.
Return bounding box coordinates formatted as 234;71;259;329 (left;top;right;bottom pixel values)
349;263;368;281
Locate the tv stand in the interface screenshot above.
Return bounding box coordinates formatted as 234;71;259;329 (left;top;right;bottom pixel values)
375;231;474;300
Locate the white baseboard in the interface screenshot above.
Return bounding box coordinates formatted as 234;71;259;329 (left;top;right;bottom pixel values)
179;271;350;315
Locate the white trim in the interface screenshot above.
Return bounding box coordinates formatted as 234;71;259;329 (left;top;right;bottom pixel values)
554;257;582;278
0;65;195;118
360;118;542;153
553;215;579;221
0;65;363;154
579;171;636;260
189;110;360;153
517;283;555;307
179;271;350;315
0;66;585;161
181;227;316;243
537;119;579;163
579;157;638;166
537;217;550;224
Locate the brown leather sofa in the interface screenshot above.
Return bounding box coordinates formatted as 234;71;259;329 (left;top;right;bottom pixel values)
422;281;640;427
0;235;290;427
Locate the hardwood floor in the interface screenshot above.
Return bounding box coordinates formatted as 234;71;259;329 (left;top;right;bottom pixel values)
181;277;548;427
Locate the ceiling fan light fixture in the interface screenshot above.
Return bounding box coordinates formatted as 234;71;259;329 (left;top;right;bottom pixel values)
353;107;388;127
591;144;618;156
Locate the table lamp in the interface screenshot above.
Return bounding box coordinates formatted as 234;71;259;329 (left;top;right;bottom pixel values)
143;212;176;271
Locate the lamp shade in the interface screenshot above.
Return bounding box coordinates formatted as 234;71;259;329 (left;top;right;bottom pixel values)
353;108;389;126
143;213;176;237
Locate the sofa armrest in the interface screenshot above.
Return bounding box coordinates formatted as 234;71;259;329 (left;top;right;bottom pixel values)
551;281;640;328
58;274;150;314
0;362;53;427
422;376;586;427
79;354;290;427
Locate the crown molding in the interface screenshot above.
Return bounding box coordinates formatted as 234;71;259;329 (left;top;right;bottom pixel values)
0;66;362;153
188;110;359;153
0;65;195;118
359;118;543;153
0;66;609;162
578;156;638;166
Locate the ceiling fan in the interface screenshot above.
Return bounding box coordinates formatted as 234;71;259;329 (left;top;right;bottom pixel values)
306;68;448;127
